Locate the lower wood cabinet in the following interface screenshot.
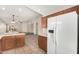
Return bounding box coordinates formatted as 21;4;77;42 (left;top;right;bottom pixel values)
1;35;25;51
0;40;2;52
15;35;25;48
38;36;47;52
2;36;15;51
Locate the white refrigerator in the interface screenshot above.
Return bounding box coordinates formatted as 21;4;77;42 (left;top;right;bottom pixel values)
47;12;77;54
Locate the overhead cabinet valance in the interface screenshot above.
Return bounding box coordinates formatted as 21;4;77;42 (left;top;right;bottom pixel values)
41;17;47;28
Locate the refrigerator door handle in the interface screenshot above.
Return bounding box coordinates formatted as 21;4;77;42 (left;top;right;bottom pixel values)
49;30;54;33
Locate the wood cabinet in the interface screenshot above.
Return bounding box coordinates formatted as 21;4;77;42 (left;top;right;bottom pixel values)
0;40;2;52
15;35;25;47
2;36;15;51
38;36;47;52
41;17;47;28
1;35;25;51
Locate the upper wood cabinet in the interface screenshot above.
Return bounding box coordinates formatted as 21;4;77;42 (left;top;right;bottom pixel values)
41;17;47;28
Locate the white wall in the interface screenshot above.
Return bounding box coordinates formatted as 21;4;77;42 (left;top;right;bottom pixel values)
16;22;22;32
48;12;77;54
34;22;38;34
27;23;34;33
0;21;6;34
21;22;28;32
21;22;33;33
20;17;47;36
21;18;39;34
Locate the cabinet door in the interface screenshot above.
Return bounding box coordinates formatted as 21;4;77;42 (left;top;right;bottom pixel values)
0;40;2;52
56;12;77;54
15;35;25;47
38;36;47;52
2;36;15;50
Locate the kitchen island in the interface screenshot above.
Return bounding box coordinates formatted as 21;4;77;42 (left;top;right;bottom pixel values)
0;32;25;51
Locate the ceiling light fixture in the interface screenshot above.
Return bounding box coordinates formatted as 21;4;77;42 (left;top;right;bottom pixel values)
19;8;22;12
11;15;15;23
2;7;5;10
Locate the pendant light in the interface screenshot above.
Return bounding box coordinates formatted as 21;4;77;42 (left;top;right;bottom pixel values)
11;15;15;23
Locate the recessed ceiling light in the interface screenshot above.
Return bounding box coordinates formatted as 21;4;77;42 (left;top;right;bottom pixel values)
2;7;5;10
38;9;41;11
19;8;22;12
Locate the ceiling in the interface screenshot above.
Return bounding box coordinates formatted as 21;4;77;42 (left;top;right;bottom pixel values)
0;5;41;24
27;5;75;16
0;5;75;24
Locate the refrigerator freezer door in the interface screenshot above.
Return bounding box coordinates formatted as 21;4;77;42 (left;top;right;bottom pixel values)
47;16;57;54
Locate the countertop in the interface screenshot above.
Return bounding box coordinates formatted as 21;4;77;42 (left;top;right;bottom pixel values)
0;32;25;39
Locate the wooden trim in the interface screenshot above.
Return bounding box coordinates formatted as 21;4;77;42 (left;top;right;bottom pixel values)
41;17;47;28
0;40;2;53
45;6;79;18
76;6;79;14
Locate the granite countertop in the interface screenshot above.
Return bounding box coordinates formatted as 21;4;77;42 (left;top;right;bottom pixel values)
0;32;25;39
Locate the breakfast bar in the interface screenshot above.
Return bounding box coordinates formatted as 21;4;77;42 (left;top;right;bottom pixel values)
0;33;25;51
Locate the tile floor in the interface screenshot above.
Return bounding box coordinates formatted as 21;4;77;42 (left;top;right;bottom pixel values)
2;35;46;54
